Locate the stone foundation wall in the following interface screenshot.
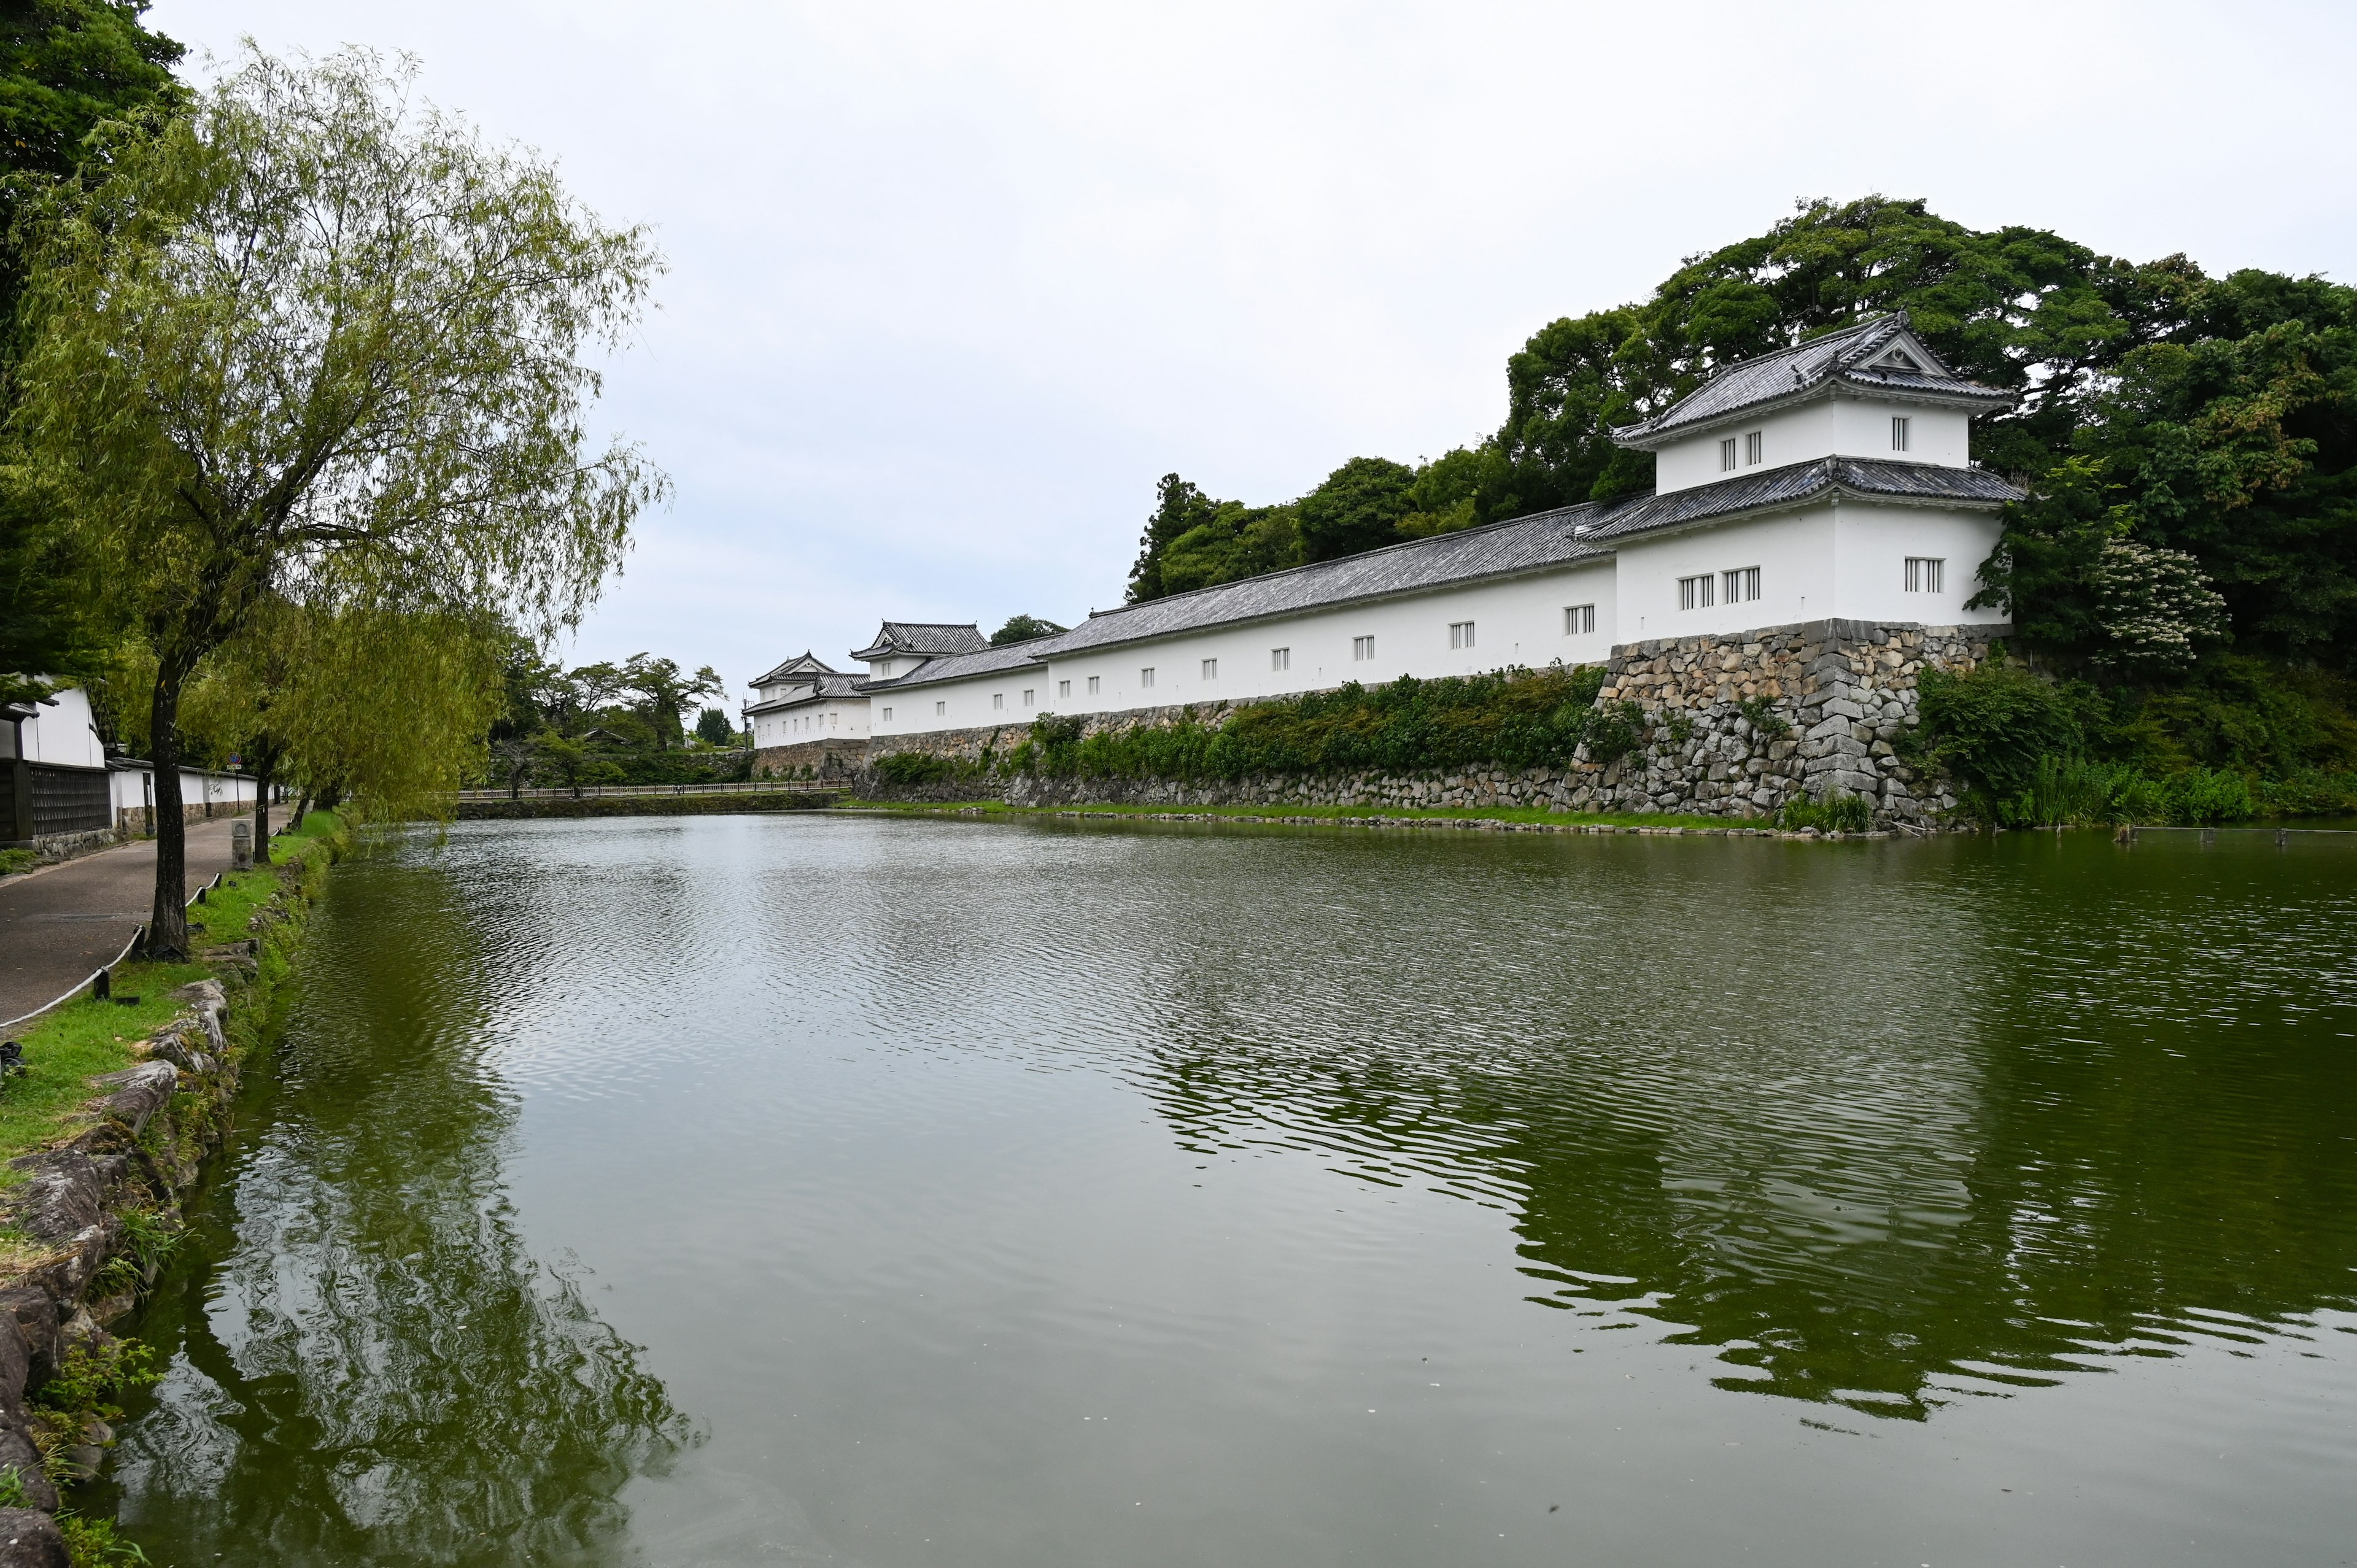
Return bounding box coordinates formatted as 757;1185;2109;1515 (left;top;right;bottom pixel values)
0;830;342;1558
857;619;2003;825
752;738;869;780
1573;617;2002;825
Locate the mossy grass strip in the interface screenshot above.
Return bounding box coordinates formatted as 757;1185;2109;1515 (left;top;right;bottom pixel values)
838;798;1755;832
0;812;343;1178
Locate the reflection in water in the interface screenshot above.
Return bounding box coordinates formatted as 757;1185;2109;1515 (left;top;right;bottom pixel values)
100;855;692;1567
92;816;2357;1566
1126;830;2357;1418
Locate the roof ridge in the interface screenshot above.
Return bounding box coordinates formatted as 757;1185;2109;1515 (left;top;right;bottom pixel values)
1085;500;1605;622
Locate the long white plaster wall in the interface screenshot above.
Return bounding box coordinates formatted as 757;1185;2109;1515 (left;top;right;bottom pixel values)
1614;500;2005;642
15;687;108;768
871;560;1621;740
1828;397;1968;467
872;662;1050;736
757;699;869;747
1613;506;1837;643
1651;397;1972;492
1829;501;2007;626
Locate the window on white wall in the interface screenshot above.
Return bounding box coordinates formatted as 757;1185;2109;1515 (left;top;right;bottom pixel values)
1352;635;1374;661
1722;566;1761;603
1023;689;1035;706
1140;666;1156;689
1744;431;1763;465
1087;676;1101;695
1565;604;1596;635
1719;437;1736;472
935;701;946;717
993;692;1004;710
1058;679;1071;699
1449;620;1475;650
1905;556;1946;593
1271;647;1290;671
1679;574;1716;611
1201;658;1217;681
881;707;893;722
1891;416;1910;452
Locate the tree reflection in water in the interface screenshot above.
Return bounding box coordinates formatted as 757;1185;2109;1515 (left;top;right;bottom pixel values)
97;855;693;1567
1132;832;2357;1421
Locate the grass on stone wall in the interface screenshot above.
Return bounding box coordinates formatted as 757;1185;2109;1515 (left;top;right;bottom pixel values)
843;798;1764;832
991;663;1622;784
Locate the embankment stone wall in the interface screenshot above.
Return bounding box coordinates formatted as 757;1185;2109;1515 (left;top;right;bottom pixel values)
751;738;869;780
856;619;2002;827
0;836;338;1561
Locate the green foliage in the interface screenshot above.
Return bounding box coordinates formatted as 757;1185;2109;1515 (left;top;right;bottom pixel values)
0;1466;30;1508
1914;663;2090;802
872;751;967;787
0;848;37;876
58;1512;150;1566
1776;793;1873;833
1582;698;1646;765
12;45;660;941
693;706;736;746
33;1338;161;1426
1914;654;2357;824
1297;457;1419;563
0;0;183;324
1736;696;1790;738
989;614;1067;646
1012;664;1611;782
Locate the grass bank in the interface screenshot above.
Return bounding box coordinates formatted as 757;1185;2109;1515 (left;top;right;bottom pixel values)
840;798;1799;833
0;810;343;1181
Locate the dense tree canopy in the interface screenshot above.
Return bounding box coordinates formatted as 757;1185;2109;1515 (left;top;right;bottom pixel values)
0;0;183;699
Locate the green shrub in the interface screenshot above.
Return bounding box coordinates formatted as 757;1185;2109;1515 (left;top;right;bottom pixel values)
1915;662;2090;801
0;848;36;877
872;751;963;786
1777;792;1873;832
1013;663;1613;782
1736;696;1790;738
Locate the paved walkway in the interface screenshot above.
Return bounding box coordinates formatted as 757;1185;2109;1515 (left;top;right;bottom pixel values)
0;814;257;1027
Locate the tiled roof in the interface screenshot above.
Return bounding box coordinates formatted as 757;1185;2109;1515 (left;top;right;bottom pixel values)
749;651;839;687
1613;312;2012;446
850;620;989;660
745;670;870;714
1587;456;2022;543
1038;504;1611;658
866;639;1050;692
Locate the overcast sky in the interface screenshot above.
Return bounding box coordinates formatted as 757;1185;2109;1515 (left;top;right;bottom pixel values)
149;0;2355;701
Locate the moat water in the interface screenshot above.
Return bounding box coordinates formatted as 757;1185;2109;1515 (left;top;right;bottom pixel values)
91;814;2357;1565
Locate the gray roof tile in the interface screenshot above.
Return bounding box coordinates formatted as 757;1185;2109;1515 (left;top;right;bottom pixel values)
1037;506;1612;659
851;620;989;659
1614;312;2011;446
867;639;1051;691
1588;456;2022;543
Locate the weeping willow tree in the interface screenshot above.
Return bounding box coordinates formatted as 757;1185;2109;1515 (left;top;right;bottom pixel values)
11;46;665;957
182;597;508;860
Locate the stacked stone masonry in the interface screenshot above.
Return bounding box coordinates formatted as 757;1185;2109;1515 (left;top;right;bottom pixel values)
852;619;2003;827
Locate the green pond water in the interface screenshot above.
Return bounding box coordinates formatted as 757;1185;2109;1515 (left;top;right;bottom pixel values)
89;814;2357;1566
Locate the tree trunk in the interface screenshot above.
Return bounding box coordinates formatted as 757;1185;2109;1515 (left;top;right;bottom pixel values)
291;790;311;830
253;752;276;865
145;668;191;960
